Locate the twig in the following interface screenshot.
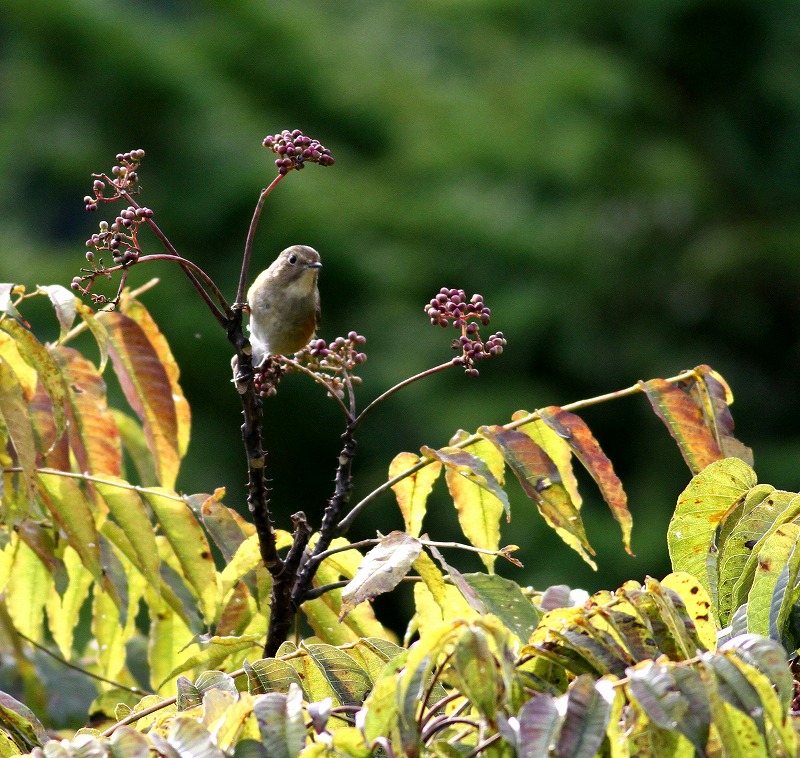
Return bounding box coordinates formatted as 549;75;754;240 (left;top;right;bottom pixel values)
236;174;286;305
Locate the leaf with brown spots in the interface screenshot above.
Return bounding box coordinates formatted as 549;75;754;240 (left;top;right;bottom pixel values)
538;406;633;555
639;376;723;474
478;425;596;568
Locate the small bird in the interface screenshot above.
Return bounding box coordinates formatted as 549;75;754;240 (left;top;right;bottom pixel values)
246;244;322;365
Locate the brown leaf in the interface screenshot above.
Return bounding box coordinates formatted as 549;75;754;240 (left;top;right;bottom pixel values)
51;345;121;476
538;407;634;556
639;377;722;474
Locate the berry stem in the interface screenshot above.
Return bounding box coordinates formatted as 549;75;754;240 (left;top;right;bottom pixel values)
236;172;287;305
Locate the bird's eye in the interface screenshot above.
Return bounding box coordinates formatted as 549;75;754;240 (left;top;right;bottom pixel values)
288;254;298;265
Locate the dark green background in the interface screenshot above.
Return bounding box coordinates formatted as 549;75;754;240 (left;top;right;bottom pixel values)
2;0;799;610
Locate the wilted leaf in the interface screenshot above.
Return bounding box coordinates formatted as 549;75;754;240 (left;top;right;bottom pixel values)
421;445;509;512
389;451;441;538
555;675;615;758
538;407;633;555
0;320;67;456
0;357;37;500
100;311;181;488
37;285;76;341
639;376;723;474
340;532;421;618
515;694;561;758
693;366;753;465
121;294;191;459
51;345;122;476
479;425;596;567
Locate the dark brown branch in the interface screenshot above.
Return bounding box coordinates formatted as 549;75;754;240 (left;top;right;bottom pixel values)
226;312;282;576
264;512;312;657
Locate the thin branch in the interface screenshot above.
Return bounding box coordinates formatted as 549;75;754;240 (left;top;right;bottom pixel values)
338;368;698;533
16;631;151;696
2;467;185;501
120;191;230;325
236;173;287;305
100;695;177;738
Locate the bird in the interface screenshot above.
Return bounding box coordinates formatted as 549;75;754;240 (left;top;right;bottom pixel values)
246;244;322;365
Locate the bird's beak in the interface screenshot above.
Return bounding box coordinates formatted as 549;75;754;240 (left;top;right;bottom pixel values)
307;262;322;269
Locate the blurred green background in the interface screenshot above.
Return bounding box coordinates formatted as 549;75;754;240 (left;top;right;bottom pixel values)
2;0;800;617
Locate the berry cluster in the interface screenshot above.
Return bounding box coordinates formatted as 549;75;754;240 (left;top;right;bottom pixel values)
263;130;335;175
253;356;286;398
300;332;367;399
83;149;145;210
425;288;506;376
80;205;153;268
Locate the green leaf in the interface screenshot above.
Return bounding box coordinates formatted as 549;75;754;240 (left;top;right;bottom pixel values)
389;451;442;538
37;473;104;583
479;425;596;568
143;488;219;624
452;626;499;718
99;311;181;488
252;684;307;758
461;573;541;641
668;457;757;604
45;546;94;658
340;532;421;619
538;406;633;555
95;478;161;591
717;485;796;626
746;523;800;637
158;635;263;687
0;691;49;752
301;643;372;706
244;659;305;697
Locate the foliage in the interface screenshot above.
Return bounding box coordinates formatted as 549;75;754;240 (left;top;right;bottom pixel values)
0;143;797;756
